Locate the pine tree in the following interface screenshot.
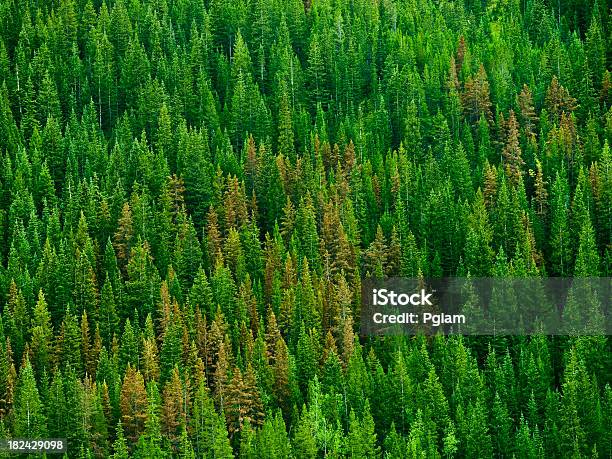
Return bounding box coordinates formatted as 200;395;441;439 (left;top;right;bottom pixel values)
225;367;246;438
574;218;600;276
62;368;87;450
173;217;203;290
176;125;214;226
29;290;53;379
404;100;422;158
47;369;67;439
306;34;329;107
81;311;94;375
534;159;548;216
132;380;165;458
73;247;98;320
364;225;387;277
125;240;160;322
93;32;117;130
462;398;493;458
490;392;512;456
99;275;119;349
191;380;233;458
462;64;493;125
142;336;160;384
162;366;186;449
502;110;525;186
518;84;538;138
13;358;46;438
119;318;139;372
256;411;291;458
277;80;295;162
38;73;62;125
56;306;83;374
347;400;380;458
120;364;148;446
243;363;265;425
549;172;571;275
442;421;459;459
464;190;494;276
114;203;134;275
6;281;28;365
293;406;317;458
558;349;589;456
545;76;577;122
112;421;130;459
295;196;320;271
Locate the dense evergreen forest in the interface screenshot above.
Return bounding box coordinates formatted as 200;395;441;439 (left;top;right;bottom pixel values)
0;0;610;456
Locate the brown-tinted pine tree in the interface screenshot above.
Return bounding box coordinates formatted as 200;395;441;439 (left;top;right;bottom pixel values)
119;364;148;447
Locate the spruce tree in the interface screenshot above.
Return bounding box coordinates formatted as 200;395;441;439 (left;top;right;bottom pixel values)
13;358;46;438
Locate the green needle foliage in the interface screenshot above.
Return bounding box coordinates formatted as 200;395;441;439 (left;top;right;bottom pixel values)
0;0;609;457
